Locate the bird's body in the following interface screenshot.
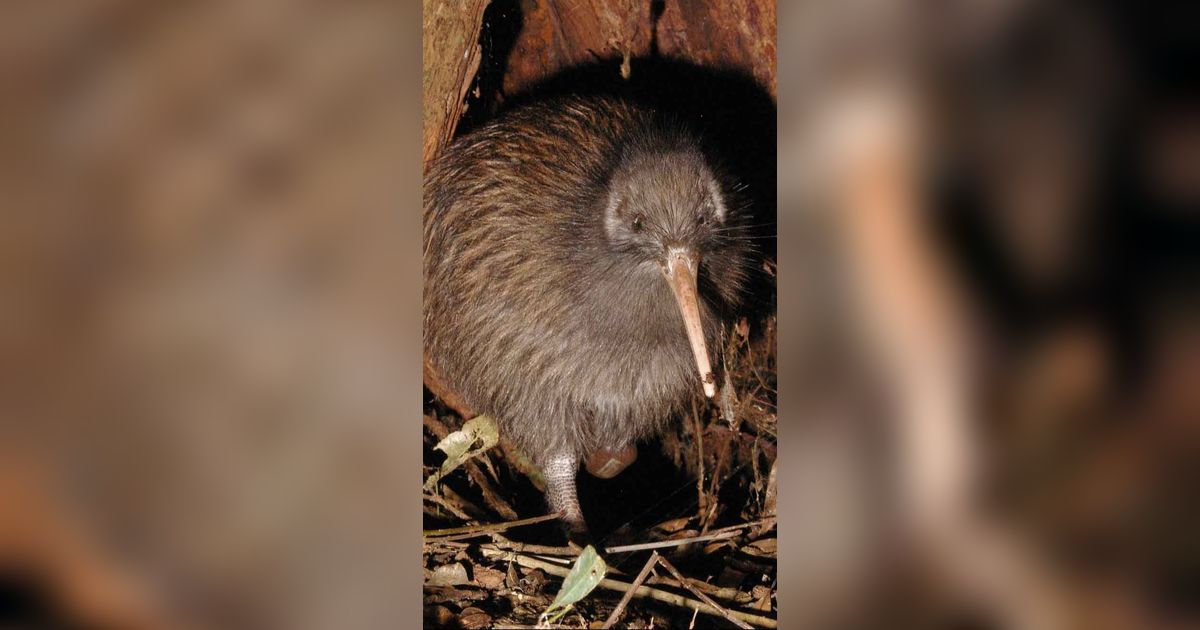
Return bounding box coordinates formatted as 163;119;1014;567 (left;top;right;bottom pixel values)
424;95;748;535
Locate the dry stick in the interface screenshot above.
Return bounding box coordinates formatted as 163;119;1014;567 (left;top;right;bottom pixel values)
737;382;765;423
425;539;578;571
436;532;753;582
423;513;560;540
655;555;755;630
465;459;520;520
755;463;778;538
422;538;471;552
422;492;474;522
691;399;708;530
702;428;734;535
646;575;753;605
426;536;585;560
489;619;578;624
480;549;776;628
450;447;518;520
706;517;776;535
603;530;738;554
489;538;578;557
423;414;518;519
427;496;472;520
429;519;774;555
430;485;489;520
601;551;660;629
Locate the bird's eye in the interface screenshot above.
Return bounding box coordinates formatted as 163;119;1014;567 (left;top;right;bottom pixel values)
631;214;644;232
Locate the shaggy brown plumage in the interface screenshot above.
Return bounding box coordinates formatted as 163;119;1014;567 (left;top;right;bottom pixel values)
424;95;750;535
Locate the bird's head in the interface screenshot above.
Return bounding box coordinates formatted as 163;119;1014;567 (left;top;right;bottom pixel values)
601;142;747;398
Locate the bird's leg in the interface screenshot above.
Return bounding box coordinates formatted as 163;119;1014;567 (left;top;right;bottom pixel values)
542;453;589;542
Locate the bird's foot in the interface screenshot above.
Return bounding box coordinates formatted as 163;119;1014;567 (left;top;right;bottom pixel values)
584;444;638;479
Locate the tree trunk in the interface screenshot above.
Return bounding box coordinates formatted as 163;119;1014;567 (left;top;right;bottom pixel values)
422;0;490;170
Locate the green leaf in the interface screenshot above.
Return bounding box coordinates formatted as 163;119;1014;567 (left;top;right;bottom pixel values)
539;545;607;625
423;415;499;491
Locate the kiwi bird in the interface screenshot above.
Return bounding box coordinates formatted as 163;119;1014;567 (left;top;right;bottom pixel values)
423;95;749;536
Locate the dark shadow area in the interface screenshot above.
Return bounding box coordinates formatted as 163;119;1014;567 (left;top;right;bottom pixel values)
649;0;666;57
0;571;88;630
457;0;523;133
575;444;697;543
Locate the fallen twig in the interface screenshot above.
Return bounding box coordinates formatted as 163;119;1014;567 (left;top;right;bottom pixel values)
424;537;582;561
423;414;518;519
422;492;475;522
656;554;754;629
480;548;776;628
706;516;777;536
423;513;560;540
691;399;709;530
492;619;576;624
646;575;753;604
754;462;777;538
602;530;739;554
601;551;659;629
486;538;578;557
426;522;769;561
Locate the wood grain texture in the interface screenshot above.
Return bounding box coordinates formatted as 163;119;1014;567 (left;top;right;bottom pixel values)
503;0;775;99
422;0;490;169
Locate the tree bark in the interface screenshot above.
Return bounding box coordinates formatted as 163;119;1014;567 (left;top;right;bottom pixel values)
504;0;775;99
422;0;491;170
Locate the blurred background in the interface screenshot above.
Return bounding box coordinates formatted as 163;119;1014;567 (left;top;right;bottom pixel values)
1;1;423;629
0;0;1194;628
778;0;1197;628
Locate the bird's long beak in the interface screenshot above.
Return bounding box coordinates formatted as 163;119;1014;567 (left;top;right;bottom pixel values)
664;249;716;398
